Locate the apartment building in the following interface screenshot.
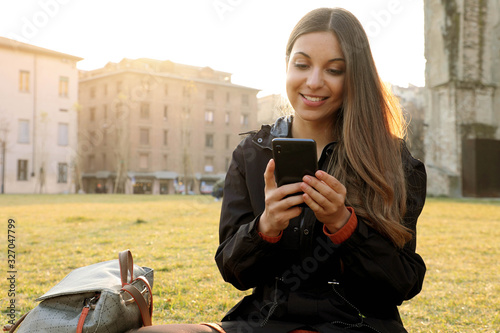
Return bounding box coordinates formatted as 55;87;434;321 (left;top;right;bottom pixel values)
78;58;259;194
257;94;291;126
0;37;82;194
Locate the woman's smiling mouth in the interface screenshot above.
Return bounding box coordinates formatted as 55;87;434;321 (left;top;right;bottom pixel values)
300;94;329;106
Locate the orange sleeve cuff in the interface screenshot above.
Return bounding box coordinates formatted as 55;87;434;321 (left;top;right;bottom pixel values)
323;207;357;244
258;230;283;243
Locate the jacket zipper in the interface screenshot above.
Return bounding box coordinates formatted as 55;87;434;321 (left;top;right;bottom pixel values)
328;281;382;333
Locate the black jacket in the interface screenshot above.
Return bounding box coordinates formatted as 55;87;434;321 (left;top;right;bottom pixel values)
215;116;427;333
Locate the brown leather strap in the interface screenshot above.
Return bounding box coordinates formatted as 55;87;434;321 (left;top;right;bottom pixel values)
3;311;30;332
122;283;152;326
119;250;134;287
135;276;154;318
76;306;90;333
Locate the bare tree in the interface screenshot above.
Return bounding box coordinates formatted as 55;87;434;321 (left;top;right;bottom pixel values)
113;95;130;193
35;111;49;194
0;118;9;194
180;81;197;194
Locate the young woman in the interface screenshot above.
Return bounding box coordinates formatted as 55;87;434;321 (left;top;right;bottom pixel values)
133;7;426;333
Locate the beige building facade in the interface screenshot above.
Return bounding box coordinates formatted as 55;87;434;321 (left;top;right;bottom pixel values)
257;94;291;126
78;58;259;194
0;37;81;194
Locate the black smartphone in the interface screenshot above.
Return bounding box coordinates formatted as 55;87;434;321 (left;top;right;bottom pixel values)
272;138;318;188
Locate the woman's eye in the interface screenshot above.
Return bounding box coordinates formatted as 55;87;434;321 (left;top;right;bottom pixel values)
294;63;308;69
327;68;343;75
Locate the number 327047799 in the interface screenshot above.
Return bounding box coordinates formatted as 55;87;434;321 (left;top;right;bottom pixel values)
8;219;16;270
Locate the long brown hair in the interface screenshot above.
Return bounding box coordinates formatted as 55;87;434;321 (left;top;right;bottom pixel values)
286;8;411;248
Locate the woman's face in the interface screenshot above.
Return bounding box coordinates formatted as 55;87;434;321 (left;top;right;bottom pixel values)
286;31;345;125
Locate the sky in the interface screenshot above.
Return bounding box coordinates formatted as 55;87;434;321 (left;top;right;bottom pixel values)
0;0;425;97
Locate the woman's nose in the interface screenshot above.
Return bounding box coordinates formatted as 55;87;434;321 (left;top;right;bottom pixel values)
306;68;324;90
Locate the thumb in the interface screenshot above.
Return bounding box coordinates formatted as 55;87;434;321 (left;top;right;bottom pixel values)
264;159;277;190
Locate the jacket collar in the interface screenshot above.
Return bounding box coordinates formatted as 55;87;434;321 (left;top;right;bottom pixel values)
270;115;292;137
252;115;293;150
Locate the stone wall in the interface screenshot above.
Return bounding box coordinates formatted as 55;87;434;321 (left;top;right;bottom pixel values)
424;0;500;197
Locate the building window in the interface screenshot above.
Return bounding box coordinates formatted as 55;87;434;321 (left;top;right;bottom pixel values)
204;156;214;173
183;86;191;98
58;123;69;146
225;158;230;171
163;105;168;120
139;153;148;169
164;84;168;96
163;154;168;169
225;134;231;150
89;130;96;144
115;103;124;119
206;89;214;101
205;133;214;148
182;107;190;119
141;79;151;93
17;160;28;181
163;130;168;146
225;112;230;125
90;107;96;121
19;71;30;92
103;105;108;119
226;92;230;103
102;130;107;146
90;86;96;98
116;81;122;93
57;163;68;183
242;94;249;106
59;76;69;97
205;110;214;124
60;108;68;112
181;130;191;147
140;128;150;145
240;114;249;127
18;119;30;143
140;102;150;119
102;153;107;169
88;155;95;171
104;84;108;96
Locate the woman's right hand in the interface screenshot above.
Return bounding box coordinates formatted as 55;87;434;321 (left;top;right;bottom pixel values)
258;159;304;237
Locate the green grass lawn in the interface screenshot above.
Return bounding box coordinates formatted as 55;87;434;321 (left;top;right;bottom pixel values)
1;195;499;332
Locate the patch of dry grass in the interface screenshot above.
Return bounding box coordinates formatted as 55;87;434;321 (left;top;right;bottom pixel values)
1;194;247;325
401;198;500;332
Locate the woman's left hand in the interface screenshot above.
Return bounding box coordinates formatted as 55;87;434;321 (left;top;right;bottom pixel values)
300;170;351;233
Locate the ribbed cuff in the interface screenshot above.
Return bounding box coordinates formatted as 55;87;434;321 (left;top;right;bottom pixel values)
323;207;357;244
258;230;283;243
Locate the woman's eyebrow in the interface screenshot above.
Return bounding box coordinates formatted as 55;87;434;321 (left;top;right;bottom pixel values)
293;51;345;62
